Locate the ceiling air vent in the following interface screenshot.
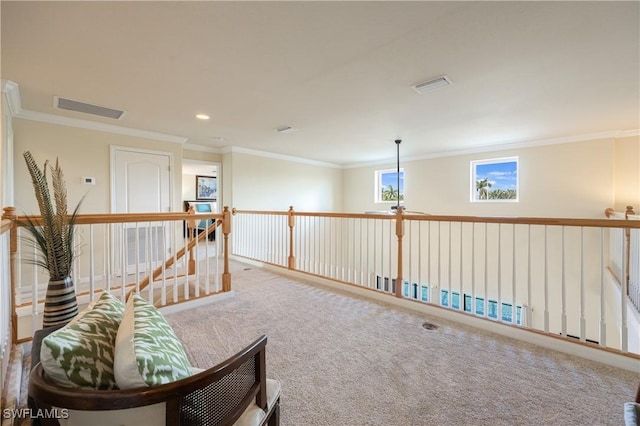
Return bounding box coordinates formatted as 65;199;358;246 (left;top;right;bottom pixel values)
54;96;125;119
275;126;298;134
411;75;452;94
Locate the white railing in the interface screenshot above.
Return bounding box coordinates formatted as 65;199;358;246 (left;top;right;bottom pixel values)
630;224;640;311
232;208;640;356
0;217;13;403
4;208;232;341
605;207;640;312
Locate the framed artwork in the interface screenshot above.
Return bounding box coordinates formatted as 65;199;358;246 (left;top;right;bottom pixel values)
470;157;518;202
196;175;217;201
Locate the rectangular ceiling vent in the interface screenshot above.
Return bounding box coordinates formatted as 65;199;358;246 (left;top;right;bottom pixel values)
411;75;452;94
54;96;126;119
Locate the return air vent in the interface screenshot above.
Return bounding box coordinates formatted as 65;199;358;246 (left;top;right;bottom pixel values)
411;75;452;94
54;96;125;119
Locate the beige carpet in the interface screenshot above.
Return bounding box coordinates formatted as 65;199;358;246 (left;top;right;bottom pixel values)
167;260;639;426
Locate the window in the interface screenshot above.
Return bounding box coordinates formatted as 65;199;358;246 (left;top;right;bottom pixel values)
464;294;472;312
488;300;498;319
470;157;518;202
421;285;429;302
375;168;405;203
475;297;485;315
451;292;460;310
441;289;449;307
501;303;513;322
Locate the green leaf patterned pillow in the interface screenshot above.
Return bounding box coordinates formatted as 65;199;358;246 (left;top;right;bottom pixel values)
114;294;192;389
40;290;125;390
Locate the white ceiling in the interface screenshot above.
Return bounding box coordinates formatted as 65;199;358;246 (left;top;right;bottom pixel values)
2;1;638;166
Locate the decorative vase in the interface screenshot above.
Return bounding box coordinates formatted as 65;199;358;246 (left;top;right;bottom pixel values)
43;276;79;327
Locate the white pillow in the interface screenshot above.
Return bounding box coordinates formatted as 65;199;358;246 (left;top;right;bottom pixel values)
114;294;192;389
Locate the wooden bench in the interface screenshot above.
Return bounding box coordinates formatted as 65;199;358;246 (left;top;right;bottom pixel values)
29;335;280;426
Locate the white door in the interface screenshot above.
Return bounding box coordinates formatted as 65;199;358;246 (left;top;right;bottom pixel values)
111;147;173;274
112;149;171;214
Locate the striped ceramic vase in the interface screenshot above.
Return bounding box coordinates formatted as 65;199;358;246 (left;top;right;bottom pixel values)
43;276;79;327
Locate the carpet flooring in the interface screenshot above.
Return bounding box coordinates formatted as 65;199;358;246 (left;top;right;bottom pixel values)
166;260;639;426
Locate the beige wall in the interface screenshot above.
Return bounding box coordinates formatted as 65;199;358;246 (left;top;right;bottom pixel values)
614;135;640;212
13;119;184;214
343;138;627;218
229;152;343;212
182;148;222;163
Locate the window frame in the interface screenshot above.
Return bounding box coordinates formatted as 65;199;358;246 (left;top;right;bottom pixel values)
470;156;519;203
375;168;405;204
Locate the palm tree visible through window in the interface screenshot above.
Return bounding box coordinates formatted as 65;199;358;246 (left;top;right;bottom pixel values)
476;178;492;200
376;169;404;203
471;157;518;202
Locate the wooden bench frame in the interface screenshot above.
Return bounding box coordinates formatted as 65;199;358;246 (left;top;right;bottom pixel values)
29;335;280;426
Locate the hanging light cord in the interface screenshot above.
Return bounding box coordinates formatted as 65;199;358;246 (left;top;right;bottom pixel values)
395;139;402;211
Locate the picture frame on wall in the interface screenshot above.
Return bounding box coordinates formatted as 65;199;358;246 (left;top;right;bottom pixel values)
196;175;217;201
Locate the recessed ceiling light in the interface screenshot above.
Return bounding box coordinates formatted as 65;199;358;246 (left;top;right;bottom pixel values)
411;75;452;94
196;114;210;120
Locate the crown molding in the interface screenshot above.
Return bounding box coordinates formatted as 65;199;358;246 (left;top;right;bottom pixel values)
616;129;640;138
3;81;187;144
15;109;188;144
2;80;22;117
343;129;640;169
221;146;342;169
183;143;224;154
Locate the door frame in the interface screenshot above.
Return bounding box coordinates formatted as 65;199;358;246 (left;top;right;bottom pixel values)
109;145;175;275
109;145;175;213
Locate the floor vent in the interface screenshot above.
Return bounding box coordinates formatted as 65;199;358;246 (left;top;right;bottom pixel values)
54;96;125;119
422;322;439;330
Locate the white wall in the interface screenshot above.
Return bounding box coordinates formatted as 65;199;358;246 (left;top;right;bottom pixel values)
614;136;640;212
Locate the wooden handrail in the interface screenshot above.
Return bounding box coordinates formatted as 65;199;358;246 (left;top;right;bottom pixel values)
131;218;223;298
0;218;12;234
14;211;222;226
232;209;640;229
5;205;232;315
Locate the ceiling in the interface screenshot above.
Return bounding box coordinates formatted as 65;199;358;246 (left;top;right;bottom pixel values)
2;1;639;166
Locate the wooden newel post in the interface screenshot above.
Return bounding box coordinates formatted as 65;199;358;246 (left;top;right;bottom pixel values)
187;205;196;275
287;206;295;270
624;206;635;293
2;207;18;343
395;208;404;298
222;206;232;292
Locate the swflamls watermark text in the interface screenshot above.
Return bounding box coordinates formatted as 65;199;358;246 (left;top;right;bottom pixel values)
2;408;69;419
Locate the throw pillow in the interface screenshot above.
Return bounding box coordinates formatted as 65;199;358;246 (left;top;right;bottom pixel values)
114;294;192;389
39;290;125;390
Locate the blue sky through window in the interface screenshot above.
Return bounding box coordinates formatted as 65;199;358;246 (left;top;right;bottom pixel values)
475;161;517;191
381;171;404;193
